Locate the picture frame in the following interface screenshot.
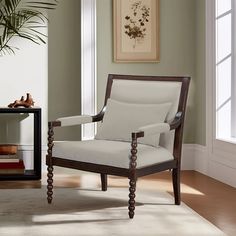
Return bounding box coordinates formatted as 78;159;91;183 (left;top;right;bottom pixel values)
113;0;160;63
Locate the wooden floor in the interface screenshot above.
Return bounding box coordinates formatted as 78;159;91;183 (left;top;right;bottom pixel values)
0;170;235;236
144;171;236;236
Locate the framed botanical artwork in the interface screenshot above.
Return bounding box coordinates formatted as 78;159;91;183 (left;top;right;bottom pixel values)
113;0;160;62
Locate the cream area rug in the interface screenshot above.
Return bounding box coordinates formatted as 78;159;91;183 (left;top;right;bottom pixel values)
0;186;225;236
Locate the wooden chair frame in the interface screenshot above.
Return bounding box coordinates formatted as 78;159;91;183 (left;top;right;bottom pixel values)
46;74;190;219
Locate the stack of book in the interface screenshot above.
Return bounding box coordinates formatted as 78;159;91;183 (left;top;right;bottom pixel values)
0;144;25;174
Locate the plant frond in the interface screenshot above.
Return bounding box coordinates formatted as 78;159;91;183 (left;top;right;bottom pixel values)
26;1;57;8
1;0;21;15
0;0;57;55
18;8;48;22
28;28;47;37
16;32;41;44
0;43;16;56
4;44;15;54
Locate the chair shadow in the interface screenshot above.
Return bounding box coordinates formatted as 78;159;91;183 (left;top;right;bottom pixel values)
33;218;127;226
0;186;145;227
143;203;175;206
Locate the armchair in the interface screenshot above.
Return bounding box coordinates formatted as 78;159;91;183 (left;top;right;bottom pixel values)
46;74;190;219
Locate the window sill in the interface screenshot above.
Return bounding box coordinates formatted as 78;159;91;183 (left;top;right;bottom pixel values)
213;138;236;157
216;137;236;145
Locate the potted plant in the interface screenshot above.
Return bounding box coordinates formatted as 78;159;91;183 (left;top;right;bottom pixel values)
0;0;57;55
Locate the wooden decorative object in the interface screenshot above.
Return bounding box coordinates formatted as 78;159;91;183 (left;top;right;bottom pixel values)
8;93;35;108
0;144;18;155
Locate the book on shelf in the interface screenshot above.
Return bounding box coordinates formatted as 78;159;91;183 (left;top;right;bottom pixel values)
0;159;24;168
0;144;18;155
0;169;25;174
0;154;19;163
0;159;25;174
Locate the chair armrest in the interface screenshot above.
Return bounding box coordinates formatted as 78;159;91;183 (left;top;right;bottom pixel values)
132;112;183;139
56;115;93;127
138;123;170;136
49;107;107;128
47;115;93;157
168;112;183;130
48;115;93;127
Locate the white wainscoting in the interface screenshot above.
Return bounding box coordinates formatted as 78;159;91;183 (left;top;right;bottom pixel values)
182;144;236;188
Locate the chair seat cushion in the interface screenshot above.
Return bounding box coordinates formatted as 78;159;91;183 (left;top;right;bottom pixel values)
52;140;174;169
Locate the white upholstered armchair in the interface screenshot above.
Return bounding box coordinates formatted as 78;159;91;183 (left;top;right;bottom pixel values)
46;74;190;219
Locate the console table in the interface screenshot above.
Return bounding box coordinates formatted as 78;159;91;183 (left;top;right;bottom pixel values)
0;108;41;180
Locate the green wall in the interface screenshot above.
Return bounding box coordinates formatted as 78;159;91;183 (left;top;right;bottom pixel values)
97;0;198;143
48;0;81;141
195;0;206;145
46;0;206;145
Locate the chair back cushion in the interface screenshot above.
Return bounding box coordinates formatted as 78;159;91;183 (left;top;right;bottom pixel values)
100;78;182;151
95;99;171;147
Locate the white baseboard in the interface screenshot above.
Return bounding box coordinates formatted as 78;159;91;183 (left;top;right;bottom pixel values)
182;144;236;187
181;144;196;170
182;144;208;174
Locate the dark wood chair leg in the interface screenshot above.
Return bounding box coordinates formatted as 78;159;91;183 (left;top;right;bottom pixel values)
100;173;107;191
128;134;138;219
47;122;55;204
47;165;54;204
172;167;181;205
128;177;137;219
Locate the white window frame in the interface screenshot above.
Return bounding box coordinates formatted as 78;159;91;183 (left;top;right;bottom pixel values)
215;0;235;142
206;0;236;169
81;0;97;140
231;0;236;138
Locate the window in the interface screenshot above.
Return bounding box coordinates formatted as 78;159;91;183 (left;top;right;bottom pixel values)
206;0;236;187
81;0;97;140
215;0;236;142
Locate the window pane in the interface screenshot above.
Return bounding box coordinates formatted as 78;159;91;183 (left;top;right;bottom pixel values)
216;57;231;108
216;13;231;63
215;0;234;141
216;0;231;17
216;100;231;139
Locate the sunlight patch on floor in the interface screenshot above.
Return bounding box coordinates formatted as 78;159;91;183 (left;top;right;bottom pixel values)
180;184;205;195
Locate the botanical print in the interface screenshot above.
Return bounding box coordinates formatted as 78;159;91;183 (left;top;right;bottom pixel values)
114;0;159;62
121;0;152;53
124;1;150;49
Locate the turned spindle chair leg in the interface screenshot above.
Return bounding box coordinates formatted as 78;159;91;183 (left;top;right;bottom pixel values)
47;122;55;204
47;165;54;203
128;177;137;219
128;134;138;219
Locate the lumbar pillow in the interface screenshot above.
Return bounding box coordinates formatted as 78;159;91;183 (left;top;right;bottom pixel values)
95;99;171;147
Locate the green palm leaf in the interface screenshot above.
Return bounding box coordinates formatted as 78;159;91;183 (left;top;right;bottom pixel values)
0;0;57;55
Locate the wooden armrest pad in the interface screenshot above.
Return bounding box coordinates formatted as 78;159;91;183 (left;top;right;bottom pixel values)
168;112;183;130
